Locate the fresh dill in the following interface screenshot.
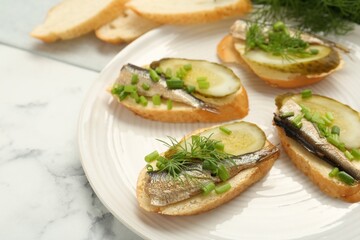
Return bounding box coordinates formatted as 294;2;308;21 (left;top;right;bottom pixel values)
252;0;360;35
154;135;234;178
246;21;317;60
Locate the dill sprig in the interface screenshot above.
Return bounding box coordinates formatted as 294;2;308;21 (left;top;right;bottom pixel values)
246;21;318;60
252;0;360;35
155;135;233;178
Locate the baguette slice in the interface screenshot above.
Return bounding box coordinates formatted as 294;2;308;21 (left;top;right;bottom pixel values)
275;93;360;202
126;0;252;24
115;84;248;123
31;0;127;42
96;9;160;44
277;127;360;202
137;122;279;215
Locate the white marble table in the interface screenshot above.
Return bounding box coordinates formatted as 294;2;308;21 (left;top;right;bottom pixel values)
0;1;141;239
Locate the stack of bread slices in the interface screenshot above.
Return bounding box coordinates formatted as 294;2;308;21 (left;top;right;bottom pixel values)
31;0;252;44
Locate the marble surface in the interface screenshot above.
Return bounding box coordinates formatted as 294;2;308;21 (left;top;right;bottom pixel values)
0;0;125;71
0;44;141;240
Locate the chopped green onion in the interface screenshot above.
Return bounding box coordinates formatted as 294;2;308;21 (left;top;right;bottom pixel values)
325;112;334;122
139;96;148;106
215;183;231;194
202;160;217;172
215;142;225;151
331;125;340;135
329;167;339;177
310;49;319;55
155;67;163;74
344;150;354;161
219;126;232;135
327;134;341;148
131;74;139;84
321;115;332;126
165;68;172;78
141;83;150;91
291;113;304;129
218;165;230;181
111;84;124;95
176;68;187;79
149;69;160;82
197;76;207;82
351;148;360;160
337;171;356;185
166;78;184;89
197;77;210;89
146;164;153;172
130;92;140;103
145;150;159;163
202;182;215;195
119;91;129;101
338;142;346;152
124;85;137;93
183;64;192;71
301;89;312;99
152;94;161;106
167;99;173;110
186;85;196;94
311;112;325;125
280;111;294;118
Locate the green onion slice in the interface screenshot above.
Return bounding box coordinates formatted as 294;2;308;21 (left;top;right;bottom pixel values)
166;78;184;89
219;126;232;135
167;99;173;110
301;89;312;99
141;83;150;91
202;182;216;195
328;167;339;177
337;171;356;185
149;69;160;82
145;150;159;163
215;183;231;194
218;165;230;181
152;94;161;106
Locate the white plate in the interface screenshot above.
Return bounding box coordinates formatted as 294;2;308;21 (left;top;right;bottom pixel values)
78;19;360;240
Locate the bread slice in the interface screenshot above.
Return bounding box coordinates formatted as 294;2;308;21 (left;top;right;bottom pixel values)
137;121;279;215
115;85;248;123
276;126;360;202
217;34;343;88
31;0;127;42
126;0;252;24
96;9;160;44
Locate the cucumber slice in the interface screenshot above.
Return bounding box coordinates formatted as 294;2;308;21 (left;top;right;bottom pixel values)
199;121;266;155
150;58;241;97
235;42;341;76
276;93;360;149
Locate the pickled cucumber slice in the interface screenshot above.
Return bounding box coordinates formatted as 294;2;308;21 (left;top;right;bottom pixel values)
234;42;341;76
199;121;266;155
150;58;241;97
276;93;360;149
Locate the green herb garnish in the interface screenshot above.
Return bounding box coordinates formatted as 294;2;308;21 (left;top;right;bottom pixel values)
246;21;315;59
252;0;359;35
155;134;234;178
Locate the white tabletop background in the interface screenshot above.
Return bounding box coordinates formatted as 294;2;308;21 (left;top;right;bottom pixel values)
0;1;140;239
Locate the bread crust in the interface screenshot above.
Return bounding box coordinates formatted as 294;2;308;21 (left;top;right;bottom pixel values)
276;126;360;202
137;140;278;215
217;35;343;88
31;0;127;42
95;9;160;44
116;85;249;123
126;0;252;24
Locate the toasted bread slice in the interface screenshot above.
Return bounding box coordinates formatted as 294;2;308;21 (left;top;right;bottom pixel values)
126;0;252;24
95;9;160;44
217;34;343;88
31;0;127;42
114;85;248;123
137;122;279;215
277;126;360;202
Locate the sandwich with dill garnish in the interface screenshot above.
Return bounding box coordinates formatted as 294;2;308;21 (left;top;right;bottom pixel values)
136;121;280;215
217;20;344;88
